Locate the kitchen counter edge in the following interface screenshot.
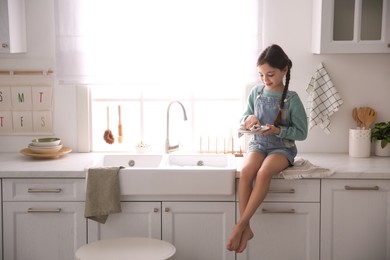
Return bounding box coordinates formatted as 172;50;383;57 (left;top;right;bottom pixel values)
0;152;389;179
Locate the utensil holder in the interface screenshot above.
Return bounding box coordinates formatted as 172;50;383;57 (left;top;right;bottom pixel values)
349;128;371;157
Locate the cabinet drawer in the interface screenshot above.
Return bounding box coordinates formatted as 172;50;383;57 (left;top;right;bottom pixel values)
3;179;85;201
265;179;320;202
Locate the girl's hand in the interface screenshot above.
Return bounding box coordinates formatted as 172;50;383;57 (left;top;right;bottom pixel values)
262;124;281;135
244;115;260;129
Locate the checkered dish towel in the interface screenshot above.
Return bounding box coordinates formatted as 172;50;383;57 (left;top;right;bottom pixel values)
306;63;343;134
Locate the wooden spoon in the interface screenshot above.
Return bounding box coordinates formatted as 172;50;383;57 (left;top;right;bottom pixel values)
357;107;367;129
103;107;115;144
364;107;377;129
118;105;123;143
352;107;362;128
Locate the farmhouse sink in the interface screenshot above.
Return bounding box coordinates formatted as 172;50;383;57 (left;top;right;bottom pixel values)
164;154;236;168
103;154;164;168
100;153;236;195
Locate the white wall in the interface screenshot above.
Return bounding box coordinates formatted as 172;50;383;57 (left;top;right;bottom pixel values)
262;0;390;153
1;0;389;153
0;0;79;152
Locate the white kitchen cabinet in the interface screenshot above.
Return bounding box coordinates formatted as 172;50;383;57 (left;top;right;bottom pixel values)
321;179;390;260
237;179;320;260
312;0;390;53
88;201;162;241
162;201;235;260
0;0;27;53
88;201;236;260
2;179;87;260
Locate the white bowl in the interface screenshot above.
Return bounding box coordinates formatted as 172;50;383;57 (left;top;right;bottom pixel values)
31;138;61;147
28;144;63;154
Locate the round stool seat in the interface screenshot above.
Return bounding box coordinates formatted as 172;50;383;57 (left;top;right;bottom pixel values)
76;237;176;260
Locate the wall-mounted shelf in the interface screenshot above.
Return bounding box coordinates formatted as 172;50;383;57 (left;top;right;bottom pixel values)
0;70;54;76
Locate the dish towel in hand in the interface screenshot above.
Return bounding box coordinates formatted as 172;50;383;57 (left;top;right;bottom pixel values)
280;157;334;179
84;167;122;224
306;63;343;134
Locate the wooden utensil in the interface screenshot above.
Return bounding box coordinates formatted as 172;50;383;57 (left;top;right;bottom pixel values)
352;107;362;128
118;105;123;143
357;107;368;129
357;106;377;129
363;107;377;129
103;107;114;144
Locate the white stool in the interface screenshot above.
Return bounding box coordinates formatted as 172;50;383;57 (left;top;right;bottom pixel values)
75;237;176;260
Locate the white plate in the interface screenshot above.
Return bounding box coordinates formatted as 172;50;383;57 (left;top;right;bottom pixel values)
238;125;270;135
28;144;63;154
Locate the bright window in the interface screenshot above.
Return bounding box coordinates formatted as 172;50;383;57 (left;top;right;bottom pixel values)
54;0;262;152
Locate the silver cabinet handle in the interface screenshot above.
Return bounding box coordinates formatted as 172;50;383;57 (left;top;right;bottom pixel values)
154;208;159;213
27;208;61;213
28;188;62;193
345;185;379;191
164;208;170;212
262;209;295;214
268;189;295;194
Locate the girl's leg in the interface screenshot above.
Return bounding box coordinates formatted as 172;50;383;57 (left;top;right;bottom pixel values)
238;152;266;220
226;152;264;252
229;153;289;252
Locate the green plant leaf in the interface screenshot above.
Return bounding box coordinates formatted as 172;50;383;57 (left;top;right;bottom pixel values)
371;121;390;143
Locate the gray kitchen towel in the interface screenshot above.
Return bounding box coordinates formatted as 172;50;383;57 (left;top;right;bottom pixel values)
280;158;334;179
306;63;343;134
85;167;122;224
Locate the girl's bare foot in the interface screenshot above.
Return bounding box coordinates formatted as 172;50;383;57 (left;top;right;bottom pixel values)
226;224;245;251
236;226;254;253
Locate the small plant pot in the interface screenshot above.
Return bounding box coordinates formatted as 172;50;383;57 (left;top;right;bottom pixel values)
374;140;390;157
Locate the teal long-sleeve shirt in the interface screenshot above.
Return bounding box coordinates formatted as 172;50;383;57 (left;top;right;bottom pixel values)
241;85;308;141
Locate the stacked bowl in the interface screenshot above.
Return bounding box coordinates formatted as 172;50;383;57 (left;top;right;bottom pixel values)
28;138;63;154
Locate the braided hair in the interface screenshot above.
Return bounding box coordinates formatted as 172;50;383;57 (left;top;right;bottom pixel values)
257;44;292;126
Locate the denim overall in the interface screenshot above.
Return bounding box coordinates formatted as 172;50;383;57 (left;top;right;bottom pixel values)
248;85;297;165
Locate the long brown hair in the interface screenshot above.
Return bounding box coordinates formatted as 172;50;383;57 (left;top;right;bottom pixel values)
257;44;292;126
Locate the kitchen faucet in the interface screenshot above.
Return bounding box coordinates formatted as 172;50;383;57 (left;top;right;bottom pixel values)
165;101;188;153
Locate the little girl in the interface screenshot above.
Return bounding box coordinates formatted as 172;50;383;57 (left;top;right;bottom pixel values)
227;44;308;253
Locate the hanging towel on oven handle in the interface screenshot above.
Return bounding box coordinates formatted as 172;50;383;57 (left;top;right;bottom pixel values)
306;63;343;134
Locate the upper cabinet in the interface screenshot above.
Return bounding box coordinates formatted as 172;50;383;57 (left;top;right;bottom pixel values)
0;0;27;53
312;0;390;53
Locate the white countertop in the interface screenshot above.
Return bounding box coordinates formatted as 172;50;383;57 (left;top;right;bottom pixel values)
234;153;390;179
0;152;103;178
298;153;390;179
0;152;389;179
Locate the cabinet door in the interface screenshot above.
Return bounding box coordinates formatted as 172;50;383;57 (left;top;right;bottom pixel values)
162;202;235;260
321;179;390;260
0;0;27;53
312;0;390;53
88;201;161;242
237;202;320;260
3;201;86;260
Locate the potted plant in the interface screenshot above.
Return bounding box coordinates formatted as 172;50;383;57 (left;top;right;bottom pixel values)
135;141;150;154
371;121;390;156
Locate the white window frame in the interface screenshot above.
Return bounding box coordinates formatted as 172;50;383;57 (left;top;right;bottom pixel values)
71;1;264;152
